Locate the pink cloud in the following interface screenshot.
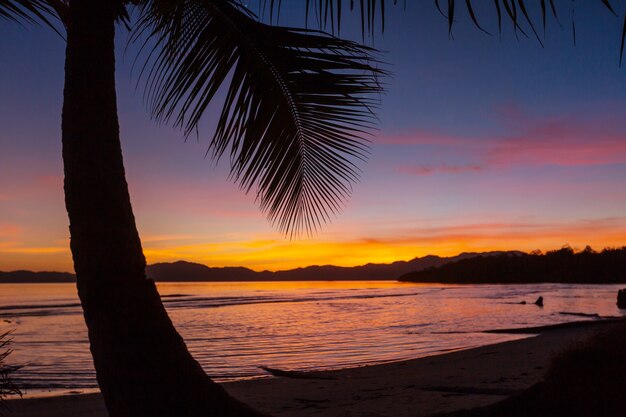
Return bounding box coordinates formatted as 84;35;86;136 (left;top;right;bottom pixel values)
357;216;626;246
488;116;626;167
398;164;483;176
377;131;470;146
389;104;626;175
37;174;63;187
0;223;21;238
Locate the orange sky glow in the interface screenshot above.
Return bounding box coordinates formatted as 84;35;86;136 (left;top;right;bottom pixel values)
2;5;626;274
2;218;625;272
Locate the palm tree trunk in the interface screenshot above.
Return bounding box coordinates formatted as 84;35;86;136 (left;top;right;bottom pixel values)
61;1;265;416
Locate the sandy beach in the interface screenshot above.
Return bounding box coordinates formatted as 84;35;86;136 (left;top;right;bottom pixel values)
4;319;622;417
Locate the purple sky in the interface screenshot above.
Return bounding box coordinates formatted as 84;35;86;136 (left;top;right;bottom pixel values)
1;2;626;272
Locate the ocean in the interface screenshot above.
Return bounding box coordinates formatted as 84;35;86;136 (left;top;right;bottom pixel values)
0;281;623;397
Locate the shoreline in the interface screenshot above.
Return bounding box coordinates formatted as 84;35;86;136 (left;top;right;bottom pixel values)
484;316;624;334
5;318;624;417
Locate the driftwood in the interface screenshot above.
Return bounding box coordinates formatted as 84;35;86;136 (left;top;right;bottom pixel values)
259;366;336;380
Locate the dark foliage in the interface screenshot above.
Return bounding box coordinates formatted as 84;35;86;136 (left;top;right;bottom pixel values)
0;332;21;410
399;246;626;284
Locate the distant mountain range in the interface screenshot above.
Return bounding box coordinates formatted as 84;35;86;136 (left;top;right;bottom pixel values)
0;270;75;283
0;251;514;283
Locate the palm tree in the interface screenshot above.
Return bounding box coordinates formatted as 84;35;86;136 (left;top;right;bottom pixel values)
1;1;624;416
2;1;382;415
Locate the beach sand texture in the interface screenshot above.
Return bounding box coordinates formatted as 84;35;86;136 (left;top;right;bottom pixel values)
4;320;620;417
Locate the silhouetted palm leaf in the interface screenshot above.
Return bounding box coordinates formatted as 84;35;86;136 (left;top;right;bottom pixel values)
135;0;384;235
267;0;626;60
0;0;55;24
0;0;133;28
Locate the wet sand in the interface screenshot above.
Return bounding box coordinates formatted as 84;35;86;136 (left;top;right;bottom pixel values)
4;319;622;417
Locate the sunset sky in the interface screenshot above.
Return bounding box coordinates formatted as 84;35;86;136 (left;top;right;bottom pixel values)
1;2;626;272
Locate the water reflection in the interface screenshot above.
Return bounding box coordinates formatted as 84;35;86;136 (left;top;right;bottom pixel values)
0;281;623;396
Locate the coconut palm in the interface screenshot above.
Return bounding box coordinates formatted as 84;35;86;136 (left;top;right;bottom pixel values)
2;1;382;415
1;1;624;417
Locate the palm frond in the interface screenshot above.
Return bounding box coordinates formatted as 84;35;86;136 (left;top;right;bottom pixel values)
260;0;626;60
255;0;406;36
0;0;69;34
0;0;53;23
134;0;384;236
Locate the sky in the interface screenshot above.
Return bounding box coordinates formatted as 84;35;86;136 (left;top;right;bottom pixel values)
1;2;626;272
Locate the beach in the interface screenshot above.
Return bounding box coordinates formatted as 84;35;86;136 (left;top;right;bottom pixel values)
5;319;621;417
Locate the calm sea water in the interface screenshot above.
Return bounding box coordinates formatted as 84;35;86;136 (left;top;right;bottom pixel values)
0;281;624;397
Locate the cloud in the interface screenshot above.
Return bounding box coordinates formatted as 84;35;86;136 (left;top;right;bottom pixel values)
398;164;483;176
0;223;21;238
37;174;62;188
141;234;198;243
487;128;626;168
387;105;626;175
0;246;66;255
140;217;626;271
5;216;625;272
373;217;626;243
377;131;470;146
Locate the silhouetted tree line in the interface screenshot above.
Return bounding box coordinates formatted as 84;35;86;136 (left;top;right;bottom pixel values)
399;246;626;284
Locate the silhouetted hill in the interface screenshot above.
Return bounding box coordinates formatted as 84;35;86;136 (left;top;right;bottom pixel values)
0;270;75;283
399;246;626;284
0;251;513;283
146;261;262;281
145;252;511;281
